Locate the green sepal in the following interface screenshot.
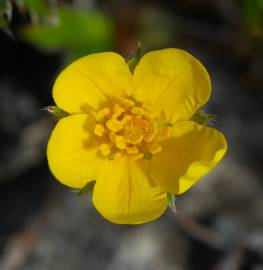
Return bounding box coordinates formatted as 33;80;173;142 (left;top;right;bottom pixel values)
191;111;215;125
43;106;69;120
167;192;176;209
78;180;96;196
126;41;142;73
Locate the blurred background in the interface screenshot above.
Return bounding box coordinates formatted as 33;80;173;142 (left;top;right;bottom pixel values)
0;0;263;269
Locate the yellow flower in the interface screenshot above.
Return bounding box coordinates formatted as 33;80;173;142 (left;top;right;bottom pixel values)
47;48;227;224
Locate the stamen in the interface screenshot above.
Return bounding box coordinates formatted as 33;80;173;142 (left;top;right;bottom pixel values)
126;146;139;155
100;144;111;156
115;135;126;149
147;143;162;154
125;131;144;145
131;107;145;116
121;98;135;107
94;123;105;137
94;98;165;160
121;114;133;125
133;116;149;130
144;122;157;142
98;107;110;118
158;127;172;138
109;132;116;143
114;152;122;160
131;153;144;160
112;104;125;118
106;118;123;132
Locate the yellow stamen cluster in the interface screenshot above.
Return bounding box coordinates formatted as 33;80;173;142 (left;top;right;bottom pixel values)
93;98;171;160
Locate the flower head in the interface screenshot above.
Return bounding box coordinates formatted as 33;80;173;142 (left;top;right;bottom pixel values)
47;48;227;224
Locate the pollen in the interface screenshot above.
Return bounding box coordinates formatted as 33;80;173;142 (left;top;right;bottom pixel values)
94;98;171;160
100;143;111;156
94;123;105;137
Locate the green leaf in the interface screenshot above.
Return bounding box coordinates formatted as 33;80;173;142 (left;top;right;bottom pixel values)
0;14;5;28
23;7;114;59
0;0;6;10
43;106;69;120
243;0;263;33
0;0;7;28
78;180;96;196
24;0;49;16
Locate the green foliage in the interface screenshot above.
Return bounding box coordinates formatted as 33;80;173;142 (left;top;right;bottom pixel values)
243;0;263;35
23;7;114;59
0;0;8;28
24;0;49;16
0;0;6;11
0;12;5;29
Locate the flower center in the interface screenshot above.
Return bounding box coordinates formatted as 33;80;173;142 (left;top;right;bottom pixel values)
93;98;171;160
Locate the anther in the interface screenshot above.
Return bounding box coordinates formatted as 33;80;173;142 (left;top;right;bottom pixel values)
114;152;122;160
131;153;144;160
131;107;145;116
115;135;126;149
147;143;162;154
158;127;172;138
144;122;157;142
121;114;132;125
125;131;144;145
121;98;135;107
112;104;125;118
100;144;111;156
98;108;110;118
126;146;139;155
106;118;123;132
109;132;116;143
94;123;105;137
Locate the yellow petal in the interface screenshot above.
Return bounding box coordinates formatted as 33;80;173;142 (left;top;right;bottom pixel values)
150;121;227;194
92;158;167;224
133;49;211;123
47;114;100;188
53;52;133;114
